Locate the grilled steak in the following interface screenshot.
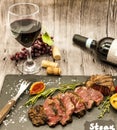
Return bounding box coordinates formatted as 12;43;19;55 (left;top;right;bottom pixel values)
74;87;94;109
28;86;104;127
86;75;115;95
87;87;104;106
65;92;86;117
43;97;60;126
56;93;74;125
28;105;47;126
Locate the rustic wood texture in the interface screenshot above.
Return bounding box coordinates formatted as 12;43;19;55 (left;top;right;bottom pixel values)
0;0;117;91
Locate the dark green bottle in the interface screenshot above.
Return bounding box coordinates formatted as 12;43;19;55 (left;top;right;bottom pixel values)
73;34;117;65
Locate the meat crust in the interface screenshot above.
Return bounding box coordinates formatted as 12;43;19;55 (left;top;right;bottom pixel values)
28;105;47;126
86;75;115;95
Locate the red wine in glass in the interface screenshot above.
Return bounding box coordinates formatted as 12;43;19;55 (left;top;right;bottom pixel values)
10;19;41;47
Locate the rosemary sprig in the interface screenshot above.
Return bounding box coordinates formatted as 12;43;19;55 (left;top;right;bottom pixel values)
98;96;111;118
25;82;84;106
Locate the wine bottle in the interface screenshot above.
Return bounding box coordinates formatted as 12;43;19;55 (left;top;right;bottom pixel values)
73;34;117;65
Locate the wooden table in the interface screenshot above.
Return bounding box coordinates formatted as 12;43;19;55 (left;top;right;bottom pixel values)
0;0;117;92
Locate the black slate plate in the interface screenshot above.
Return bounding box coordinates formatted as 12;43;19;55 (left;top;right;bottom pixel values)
0;75;117;130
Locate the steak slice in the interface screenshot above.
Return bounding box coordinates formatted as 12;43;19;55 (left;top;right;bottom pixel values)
28;105;47;126
56;93;75;125
43;97;60;126
86;75;115;96
74;87;94;109
43;93;75;126
87;87;104;106
65;92;86;117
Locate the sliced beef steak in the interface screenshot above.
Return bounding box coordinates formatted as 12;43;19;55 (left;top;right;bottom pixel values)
43;97;60;126
56;93;75;125
86;75;115;96
87;87;104;106
28;86;104;127
52;95;68;125
28;105;47;126
74;87;94;109
65;92;86;117
43;93;75;126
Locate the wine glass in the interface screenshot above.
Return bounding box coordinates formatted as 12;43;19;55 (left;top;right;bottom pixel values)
8;3;41;74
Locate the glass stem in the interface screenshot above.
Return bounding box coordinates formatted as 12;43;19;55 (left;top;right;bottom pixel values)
26;47;34;66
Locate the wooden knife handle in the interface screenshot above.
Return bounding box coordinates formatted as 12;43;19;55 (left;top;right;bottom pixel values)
0;99;16;124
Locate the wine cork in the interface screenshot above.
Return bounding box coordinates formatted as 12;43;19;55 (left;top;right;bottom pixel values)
52;46;61;60
41;60;58;68
47;67;61;75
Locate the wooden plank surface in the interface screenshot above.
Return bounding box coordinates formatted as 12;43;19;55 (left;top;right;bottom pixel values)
0;0;117;92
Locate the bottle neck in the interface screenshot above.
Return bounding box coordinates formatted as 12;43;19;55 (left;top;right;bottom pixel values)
85;38;97;50
73;34;97;50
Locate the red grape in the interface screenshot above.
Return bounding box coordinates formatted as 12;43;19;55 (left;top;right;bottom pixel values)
10;34;53;62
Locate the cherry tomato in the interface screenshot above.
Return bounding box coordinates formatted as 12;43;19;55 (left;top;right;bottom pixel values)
115;86;117;93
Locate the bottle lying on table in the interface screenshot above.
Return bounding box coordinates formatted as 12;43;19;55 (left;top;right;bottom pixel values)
73;34;117;66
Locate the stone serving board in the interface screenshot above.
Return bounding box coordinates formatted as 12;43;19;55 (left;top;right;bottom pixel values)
0;75;117;130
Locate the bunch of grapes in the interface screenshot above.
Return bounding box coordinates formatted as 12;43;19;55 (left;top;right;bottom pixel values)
10;35;53;62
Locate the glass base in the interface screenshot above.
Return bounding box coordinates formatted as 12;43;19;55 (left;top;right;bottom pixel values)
17;60;40;74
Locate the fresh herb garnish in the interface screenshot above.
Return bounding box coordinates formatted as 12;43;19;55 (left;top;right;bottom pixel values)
98;96;111;118
25;82;84;106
